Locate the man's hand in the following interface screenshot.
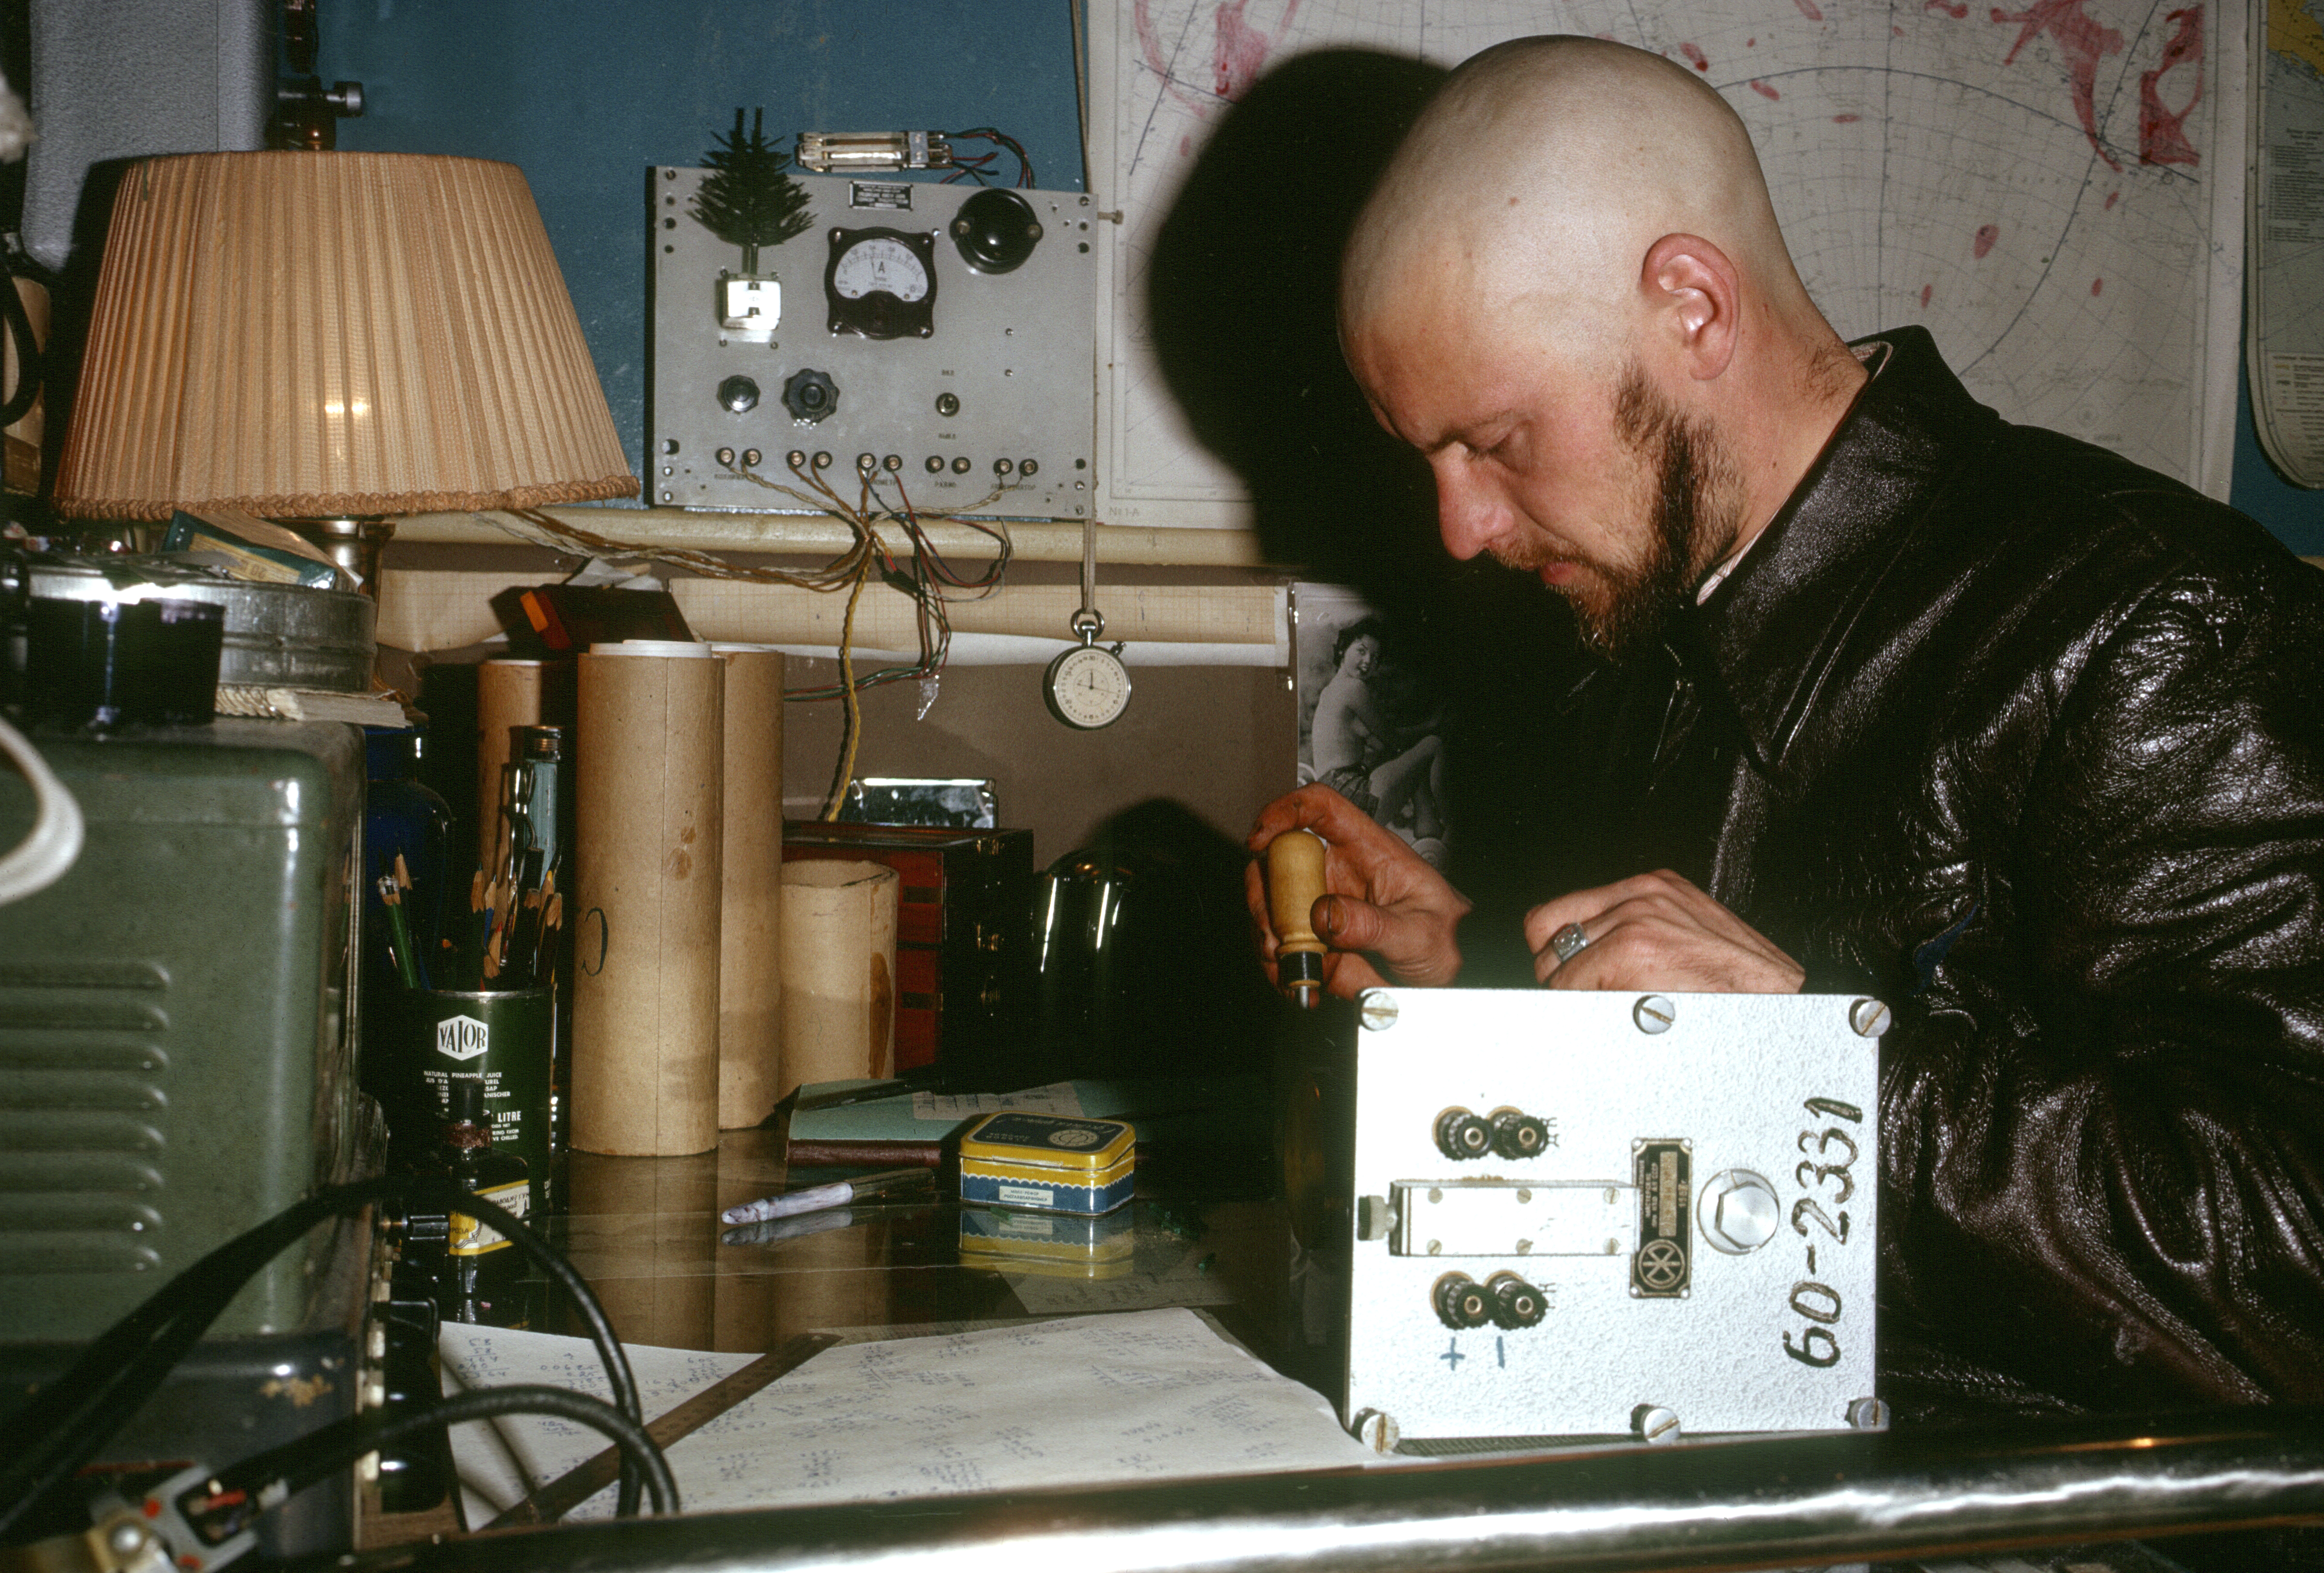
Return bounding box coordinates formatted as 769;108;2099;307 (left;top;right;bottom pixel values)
1246;784;1471;996
1524;870;1805;992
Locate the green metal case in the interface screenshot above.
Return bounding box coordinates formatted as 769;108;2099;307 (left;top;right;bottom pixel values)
0;720;367;1340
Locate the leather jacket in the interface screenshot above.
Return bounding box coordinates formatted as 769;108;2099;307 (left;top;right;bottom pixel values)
1461;327;2324;1421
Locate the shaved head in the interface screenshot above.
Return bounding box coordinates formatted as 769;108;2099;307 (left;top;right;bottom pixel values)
1342;36;1826;368
1337;37;1864;655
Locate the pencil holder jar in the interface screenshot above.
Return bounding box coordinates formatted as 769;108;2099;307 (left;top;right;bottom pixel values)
387;985;555;1214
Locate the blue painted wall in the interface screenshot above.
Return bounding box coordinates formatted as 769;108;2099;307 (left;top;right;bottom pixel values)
323;0;1087;503
324;0;2324;551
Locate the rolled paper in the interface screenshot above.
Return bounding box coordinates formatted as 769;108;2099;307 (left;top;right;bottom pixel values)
778;860;898;1096
715;647;785;1128
477;658;574;870
571;642;724;1156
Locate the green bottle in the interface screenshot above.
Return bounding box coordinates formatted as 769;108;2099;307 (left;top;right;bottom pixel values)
435;1077;531;1326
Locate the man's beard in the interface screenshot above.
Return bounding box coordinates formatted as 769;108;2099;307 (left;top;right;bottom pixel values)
1501;363;1738;662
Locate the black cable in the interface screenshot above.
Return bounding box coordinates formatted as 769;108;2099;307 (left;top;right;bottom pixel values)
0;1175;647;1541
187;1385;678;1541
0;255;39;430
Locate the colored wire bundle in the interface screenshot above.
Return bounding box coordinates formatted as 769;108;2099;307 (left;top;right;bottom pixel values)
506;452;1014;823
943;127;1036;188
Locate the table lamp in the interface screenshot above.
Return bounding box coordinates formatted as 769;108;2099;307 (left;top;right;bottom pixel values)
50;151;635;585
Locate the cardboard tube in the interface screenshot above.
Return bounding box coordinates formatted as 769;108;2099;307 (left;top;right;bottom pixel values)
778;860;897;1095
716;648;785;1127
477;658;574;869
572;644;724;1156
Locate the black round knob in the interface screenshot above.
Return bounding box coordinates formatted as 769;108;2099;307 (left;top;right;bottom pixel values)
1434;1108;1493;1162
1432;1274;1494;1330
781;368;839;424
1490;1109;1550;1160
950;189;1043;275
716;375;759;414
1488;1273;1547;1329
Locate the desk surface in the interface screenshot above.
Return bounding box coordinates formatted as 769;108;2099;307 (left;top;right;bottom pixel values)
359;1126;2264;1573
538;1126;1292;1366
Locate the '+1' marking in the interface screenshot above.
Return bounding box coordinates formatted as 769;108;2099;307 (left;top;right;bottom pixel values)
1441;1338;1465;1370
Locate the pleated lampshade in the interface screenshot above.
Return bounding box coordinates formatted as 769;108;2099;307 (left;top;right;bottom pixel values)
53;151;636;520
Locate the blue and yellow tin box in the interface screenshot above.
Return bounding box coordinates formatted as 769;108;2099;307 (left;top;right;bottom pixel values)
957;1112;1135;1215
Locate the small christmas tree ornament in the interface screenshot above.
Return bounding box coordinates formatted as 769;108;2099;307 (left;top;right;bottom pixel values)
690;107;813;344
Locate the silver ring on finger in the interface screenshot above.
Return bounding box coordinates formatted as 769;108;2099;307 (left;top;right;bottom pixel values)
1549;921;1590;963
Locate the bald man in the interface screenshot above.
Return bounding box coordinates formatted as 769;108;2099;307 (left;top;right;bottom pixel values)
1249;37;2324;1423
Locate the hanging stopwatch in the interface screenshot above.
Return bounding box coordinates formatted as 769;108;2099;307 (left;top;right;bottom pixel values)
1043;609;1131;730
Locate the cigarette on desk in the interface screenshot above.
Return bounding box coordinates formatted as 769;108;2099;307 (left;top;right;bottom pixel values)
720;1167;932;1224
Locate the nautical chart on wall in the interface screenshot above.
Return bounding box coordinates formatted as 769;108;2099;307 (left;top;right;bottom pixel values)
2250;0;2324;487
1089;0;2247;528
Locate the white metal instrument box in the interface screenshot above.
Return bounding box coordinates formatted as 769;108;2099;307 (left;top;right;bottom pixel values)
1338;989;1884;1448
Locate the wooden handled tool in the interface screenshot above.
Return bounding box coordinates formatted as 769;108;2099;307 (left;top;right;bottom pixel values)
1267;828;1329;1007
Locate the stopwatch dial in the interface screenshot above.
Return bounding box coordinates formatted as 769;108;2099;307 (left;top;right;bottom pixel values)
1045;645;1132;729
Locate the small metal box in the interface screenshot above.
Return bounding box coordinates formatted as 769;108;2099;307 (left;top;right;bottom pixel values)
1337;989;1881;1447
958;1111;1135;1216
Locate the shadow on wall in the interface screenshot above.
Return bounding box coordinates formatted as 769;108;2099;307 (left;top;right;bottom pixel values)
1144;48;1446;612
1142;48;1600;979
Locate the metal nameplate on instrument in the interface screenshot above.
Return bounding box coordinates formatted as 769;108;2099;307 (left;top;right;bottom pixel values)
1329;989;1881;1448
1629;1140;1691;1298
851;180;913;210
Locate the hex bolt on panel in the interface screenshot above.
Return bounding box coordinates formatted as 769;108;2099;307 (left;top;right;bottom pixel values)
1696;1168;1783;1254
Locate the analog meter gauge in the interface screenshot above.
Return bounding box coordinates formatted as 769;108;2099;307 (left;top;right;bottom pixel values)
825;226;937;340
1044;632;1131;730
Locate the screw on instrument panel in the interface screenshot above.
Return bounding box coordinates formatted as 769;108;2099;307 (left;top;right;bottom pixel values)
1847;1397;1891;1430
1633;995;1675;1034
1427;1187;1443;1204
108;1522;146;1557
1358;990;1399;1031
1850;998;1893;1038
1352;1409;1401;1453
1632;1405;1683;1445
1515;1238;1533;1254
1516;1188;1532;1204
1426;1239;1442;1255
